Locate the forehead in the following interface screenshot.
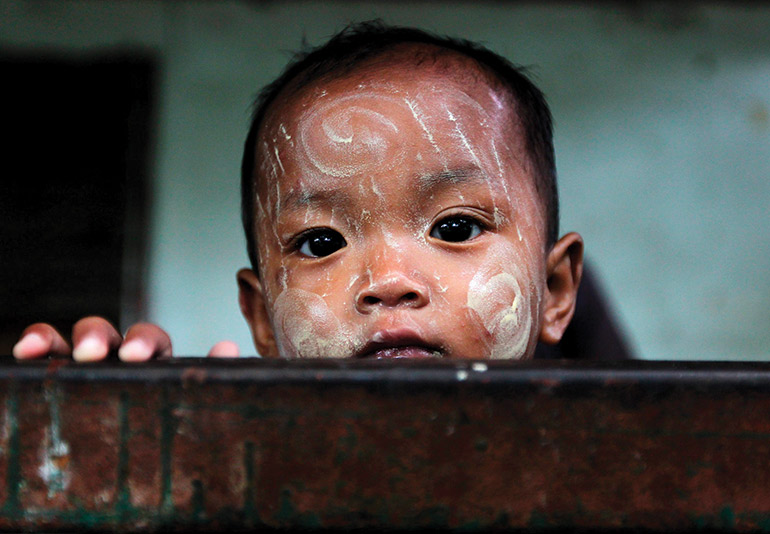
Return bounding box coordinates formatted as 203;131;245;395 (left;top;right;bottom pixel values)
261;47;522;147
253;46;536;210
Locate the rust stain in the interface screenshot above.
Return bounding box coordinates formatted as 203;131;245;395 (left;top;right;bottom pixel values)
181;366;208;387
533;377;561;389
44;358;69;375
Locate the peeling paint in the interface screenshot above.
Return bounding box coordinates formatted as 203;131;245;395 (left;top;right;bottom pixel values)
39;384;71;497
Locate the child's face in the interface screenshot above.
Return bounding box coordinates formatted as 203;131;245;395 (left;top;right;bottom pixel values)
241;51;558;360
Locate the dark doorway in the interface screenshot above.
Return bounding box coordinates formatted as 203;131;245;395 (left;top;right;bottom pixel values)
0;55;155;353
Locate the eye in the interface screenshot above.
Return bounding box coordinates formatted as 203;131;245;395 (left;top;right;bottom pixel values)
430;216;482;243
296;229;347;258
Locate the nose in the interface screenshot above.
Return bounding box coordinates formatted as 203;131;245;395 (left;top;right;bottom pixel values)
355;271;430;313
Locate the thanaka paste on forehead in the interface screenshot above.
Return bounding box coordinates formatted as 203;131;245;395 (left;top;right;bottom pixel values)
404;97;446;165
417;83;526;231
296;92;406;180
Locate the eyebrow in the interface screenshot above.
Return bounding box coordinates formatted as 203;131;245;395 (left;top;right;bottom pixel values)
416;165;489;193
280;165;489;214
282;187;352;213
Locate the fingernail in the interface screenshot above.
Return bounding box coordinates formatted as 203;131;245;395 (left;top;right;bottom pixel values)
118;339;151;361
12;333;46;358
73;335;107;361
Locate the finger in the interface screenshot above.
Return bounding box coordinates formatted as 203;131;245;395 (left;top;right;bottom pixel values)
72;317;122;362
118;323;172;362
207;341;240;358
13;323;71;359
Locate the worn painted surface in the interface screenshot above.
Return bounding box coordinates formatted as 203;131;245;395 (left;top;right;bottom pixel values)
2;358;770;531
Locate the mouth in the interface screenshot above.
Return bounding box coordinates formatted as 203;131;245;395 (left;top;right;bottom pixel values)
355;329;443;360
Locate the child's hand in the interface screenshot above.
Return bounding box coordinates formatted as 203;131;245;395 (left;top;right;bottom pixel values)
12;317;240;361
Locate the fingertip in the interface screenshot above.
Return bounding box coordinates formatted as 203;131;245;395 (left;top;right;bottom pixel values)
122;323;172;359
12;332;48;359
208;341;240;358
72;335;108;362
73;317;122;346
118;339;154;362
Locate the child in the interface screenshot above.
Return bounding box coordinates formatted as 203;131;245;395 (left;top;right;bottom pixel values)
13;21;583;361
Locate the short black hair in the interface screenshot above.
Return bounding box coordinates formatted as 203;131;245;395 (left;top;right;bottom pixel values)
241;20;559;271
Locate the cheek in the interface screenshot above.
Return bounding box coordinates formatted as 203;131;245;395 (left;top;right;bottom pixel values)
463;244;543;360
466;271;532;360
271;288;360;359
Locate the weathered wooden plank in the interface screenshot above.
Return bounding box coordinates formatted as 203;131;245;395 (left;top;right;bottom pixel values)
1;358;770;531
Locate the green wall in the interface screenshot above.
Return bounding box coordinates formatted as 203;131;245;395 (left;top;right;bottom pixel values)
3;1;769;359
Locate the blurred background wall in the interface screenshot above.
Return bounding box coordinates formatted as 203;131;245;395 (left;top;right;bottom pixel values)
2;0;769;360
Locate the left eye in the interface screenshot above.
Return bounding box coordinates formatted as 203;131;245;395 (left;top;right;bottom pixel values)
296;229;347;257
430;216;482;242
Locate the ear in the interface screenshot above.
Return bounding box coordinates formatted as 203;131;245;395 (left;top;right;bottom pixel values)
237;268;278;357
539;232;584;345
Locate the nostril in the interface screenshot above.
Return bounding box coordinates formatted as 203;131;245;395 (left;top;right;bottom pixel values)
357;287;427;311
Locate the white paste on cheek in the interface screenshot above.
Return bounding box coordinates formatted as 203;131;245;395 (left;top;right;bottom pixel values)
272;288;362;359
466;270;532;360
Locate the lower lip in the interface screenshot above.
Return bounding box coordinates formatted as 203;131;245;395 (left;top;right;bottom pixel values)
369;346;441;359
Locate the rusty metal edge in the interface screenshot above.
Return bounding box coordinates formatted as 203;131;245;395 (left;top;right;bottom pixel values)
2;358;770;390
4;358;770;532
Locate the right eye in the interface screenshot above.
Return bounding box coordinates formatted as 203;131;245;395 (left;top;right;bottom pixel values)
296;229;347;258
429;215;483;243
